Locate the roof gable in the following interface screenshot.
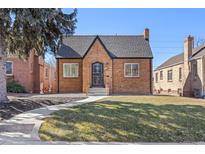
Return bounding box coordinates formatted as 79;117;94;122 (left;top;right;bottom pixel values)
83;36;113;59
56;35;153;59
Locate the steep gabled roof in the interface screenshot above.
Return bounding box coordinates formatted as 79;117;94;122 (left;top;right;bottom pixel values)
155;44;205;71
56;35;153;59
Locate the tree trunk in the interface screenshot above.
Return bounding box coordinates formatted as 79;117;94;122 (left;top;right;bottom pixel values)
0;41;8;103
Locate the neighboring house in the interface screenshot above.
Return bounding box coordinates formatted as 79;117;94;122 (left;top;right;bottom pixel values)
43;63;57;93
154;36;205;98
56;29;153;95
5;49;57;93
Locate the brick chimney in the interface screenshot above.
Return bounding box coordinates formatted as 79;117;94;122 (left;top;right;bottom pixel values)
184;35;194;62
144;28;149;41
183;35;194;96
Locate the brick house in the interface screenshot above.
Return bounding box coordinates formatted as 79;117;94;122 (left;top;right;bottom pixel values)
154;36;205;98
56;29;153;95
6;49;57;93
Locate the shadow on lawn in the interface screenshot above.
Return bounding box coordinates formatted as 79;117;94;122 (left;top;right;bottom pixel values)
39;101;205;142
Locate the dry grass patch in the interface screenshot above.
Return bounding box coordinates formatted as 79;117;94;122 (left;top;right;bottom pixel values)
39;96;205;142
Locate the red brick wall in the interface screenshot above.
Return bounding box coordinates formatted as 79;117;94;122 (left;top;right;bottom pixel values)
82;38;113;94
113;59;152;94
43;64;57;93
57;59;82;93
33;55;41;93
6;57;32;92
6;49;57;94
50;66;57;93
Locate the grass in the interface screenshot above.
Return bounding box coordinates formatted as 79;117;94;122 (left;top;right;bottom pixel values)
39;95;205;142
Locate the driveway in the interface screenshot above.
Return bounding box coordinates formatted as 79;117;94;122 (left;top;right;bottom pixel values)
0;95;107;144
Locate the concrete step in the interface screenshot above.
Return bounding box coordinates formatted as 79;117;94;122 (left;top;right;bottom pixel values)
88;93;107;96
88;88;107;96
89;88;106;92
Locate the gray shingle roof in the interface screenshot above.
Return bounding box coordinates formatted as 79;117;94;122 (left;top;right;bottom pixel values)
191;44;205;60
56;35;153;58
155;53;184;70
155;44;205;71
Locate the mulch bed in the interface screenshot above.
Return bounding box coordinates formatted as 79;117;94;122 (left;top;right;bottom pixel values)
0;97;86;120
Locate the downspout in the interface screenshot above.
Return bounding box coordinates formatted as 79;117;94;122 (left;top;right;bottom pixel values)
202;56;205;97
150;58;153;95
57;58;60;93
111;58;114;95
49;63;52;93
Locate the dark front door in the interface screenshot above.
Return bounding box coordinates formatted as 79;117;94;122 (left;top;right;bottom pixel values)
92;62;104;87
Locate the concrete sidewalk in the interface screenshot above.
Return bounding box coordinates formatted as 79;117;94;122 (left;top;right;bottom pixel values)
0;96;107;145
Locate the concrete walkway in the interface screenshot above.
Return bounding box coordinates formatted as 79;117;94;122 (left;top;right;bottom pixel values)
0;96;107;145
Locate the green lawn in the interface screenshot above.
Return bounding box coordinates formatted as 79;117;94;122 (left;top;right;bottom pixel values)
39;96;205;142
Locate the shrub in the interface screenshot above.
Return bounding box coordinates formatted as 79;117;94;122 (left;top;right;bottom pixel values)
7;80;26;93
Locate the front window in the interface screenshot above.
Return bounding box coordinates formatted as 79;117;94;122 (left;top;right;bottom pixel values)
63;63;79;77
192;62;197;79
124;63;139;77
179;67;182;81
160;71;163;80
5;61;13;75
155;72;158;83
167;70;173;81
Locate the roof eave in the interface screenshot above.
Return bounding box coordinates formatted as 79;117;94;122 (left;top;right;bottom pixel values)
154;61;184;71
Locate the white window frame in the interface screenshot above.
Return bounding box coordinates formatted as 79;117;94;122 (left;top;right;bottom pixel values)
167;69;173;81
179;67;182;81
63;63;79;78
160;70;163;80
156;72;158;83
192;62;198;79
5;61;13;76
124;63;140;77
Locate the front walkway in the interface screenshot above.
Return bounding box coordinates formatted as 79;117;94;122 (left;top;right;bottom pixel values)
8;93;87;99
0;96;106;144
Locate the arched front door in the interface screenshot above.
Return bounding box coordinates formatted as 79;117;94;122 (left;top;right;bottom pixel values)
92;62;104;87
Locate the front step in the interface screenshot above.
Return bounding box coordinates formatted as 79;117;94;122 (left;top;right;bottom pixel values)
88;88;107;96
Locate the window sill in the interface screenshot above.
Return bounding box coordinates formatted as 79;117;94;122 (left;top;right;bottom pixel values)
168;80;173;82
63;76;79;79
6;74;14;77
124;76;140;78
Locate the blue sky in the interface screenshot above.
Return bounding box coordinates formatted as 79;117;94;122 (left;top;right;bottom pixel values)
63;9;205;69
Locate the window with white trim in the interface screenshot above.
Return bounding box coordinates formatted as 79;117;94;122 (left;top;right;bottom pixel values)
155;72;158;83
179;67;182;81
5;61;13;75
167;70;173;81
192;62;198;79
160;71;163;80
124;63;139;77
63;63;79;77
